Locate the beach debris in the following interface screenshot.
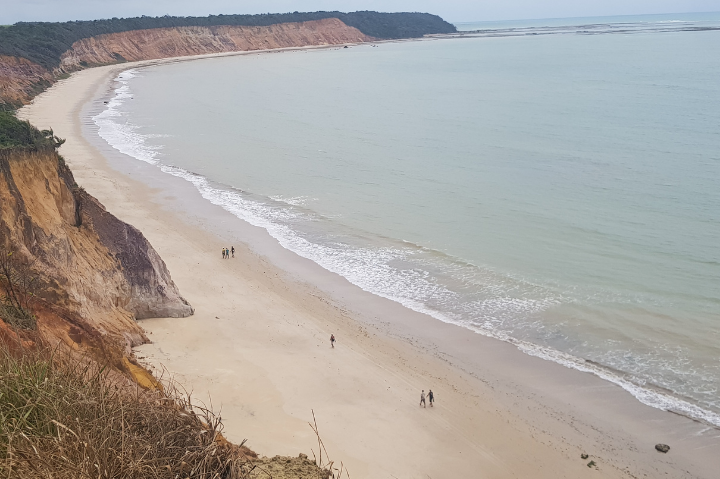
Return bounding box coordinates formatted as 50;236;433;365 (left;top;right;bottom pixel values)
655;443;670;453
581;453;589;459
587;460;596;468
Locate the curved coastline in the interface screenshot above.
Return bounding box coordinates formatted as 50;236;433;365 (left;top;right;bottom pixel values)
95;53;720;428
19;51;720;478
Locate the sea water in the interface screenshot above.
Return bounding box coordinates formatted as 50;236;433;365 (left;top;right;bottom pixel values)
93;14;720;425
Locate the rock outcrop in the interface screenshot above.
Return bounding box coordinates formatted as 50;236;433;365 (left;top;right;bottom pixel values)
0;147;192;355
76;190;193;320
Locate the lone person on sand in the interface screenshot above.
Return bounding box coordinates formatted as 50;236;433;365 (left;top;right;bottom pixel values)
330;334;336;348
231;246;235;258
420;390;426;408
428;389;434;407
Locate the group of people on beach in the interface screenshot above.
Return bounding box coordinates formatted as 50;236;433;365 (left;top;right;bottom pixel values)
331;334;435;408
420;389;435;407
222;246;234;259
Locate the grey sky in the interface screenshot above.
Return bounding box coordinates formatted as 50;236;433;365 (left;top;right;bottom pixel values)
1;0;718;25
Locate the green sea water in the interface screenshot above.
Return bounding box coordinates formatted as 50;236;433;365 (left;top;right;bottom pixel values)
94;14;720;423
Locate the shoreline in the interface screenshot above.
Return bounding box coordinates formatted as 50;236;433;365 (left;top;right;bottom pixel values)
92;44;720;428
19;49;720;478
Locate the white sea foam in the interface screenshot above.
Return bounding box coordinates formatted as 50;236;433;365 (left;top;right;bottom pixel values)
93;70;164;165
509;336;720;426
92;69;720;428
269;195;316;207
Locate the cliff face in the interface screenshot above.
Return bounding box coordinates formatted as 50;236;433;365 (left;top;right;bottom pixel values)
0;147;192;354
60;18;371;70
0;18;371;108
0;55;53;110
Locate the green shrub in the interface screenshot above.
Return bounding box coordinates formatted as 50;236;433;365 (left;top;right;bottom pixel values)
0;111;64;150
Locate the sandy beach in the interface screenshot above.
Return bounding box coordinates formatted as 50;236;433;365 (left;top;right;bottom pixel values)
19;51;720;478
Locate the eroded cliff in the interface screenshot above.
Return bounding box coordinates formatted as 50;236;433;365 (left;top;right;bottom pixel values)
0;146;192;359
0;55;54;110
60;19;371;70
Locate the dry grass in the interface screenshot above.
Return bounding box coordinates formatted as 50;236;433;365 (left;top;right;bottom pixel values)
0;343;256;479
307;411;349;479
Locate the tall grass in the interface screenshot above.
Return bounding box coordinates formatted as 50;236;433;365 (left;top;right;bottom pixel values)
0;343;255;479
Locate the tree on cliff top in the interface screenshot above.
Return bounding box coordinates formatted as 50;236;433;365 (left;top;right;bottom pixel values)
0;111;64;149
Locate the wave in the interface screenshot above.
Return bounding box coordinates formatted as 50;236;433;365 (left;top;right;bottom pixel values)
92;69;720;428
93;70;166;165
451;19;720;38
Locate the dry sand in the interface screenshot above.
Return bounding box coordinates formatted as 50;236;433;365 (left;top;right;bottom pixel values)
19;50;720;479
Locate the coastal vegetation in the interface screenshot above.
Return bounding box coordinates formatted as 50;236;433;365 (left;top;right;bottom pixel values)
0;11;456;70
0;111;64;149
0;343;259;478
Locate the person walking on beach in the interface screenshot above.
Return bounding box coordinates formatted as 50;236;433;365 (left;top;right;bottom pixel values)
330;334;336;348
231;246;235;258
428;389;434;407
420;390;426;408
222;248;226;259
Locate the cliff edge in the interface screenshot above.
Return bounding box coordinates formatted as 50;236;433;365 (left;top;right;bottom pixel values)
0;121;192;360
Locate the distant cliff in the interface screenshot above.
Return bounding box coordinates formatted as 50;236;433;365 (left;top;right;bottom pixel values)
60;19;370;70
0;113;192;368
0;11;456;110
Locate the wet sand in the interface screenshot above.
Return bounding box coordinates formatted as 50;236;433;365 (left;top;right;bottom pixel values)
19;51;720;478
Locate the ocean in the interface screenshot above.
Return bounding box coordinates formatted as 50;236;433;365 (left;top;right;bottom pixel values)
93;13;720;425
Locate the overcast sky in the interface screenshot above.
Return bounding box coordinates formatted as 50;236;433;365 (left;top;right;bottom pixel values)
1;0;718;25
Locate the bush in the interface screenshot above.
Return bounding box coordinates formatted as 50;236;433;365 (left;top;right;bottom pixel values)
0;250;37;330
0;302;36;330
0;111;64;149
